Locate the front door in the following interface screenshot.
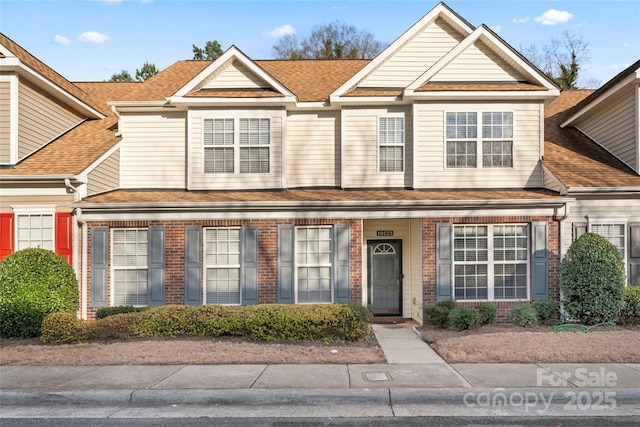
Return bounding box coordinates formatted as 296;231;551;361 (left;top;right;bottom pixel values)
368;240;402;316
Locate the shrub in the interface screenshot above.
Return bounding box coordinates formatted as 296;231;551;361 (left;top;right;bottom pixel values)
510;304;538;327
534;299;558;323
88;312;142;340
95;305;148;319
0;248;78;338
448;307;480;330
348;303;373;323
476;303;497;325
618;286;640;326
560;233;626;324
41;312;88;343
424;300;456;329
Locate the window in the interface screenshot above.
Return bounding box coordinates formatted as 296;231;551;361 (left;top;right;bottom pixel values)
112;229;148;306
16;213;54;251
296;226;332;303
378;116;404;172
591;223;625;260
204;227;241;305
446;111;513;168
203;118;270;174
453;224;528;300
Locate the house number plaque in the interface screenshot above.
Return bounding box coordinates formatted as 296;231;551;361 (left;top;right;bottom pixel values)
376;230;394;236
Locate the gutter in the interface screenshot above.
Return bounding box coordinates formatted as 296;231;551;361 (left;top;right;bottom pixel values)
0;174;77;182
566;187;640;194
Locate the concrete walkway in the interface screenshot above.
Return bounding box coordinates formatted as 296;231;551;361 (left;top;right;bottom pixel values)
372;323;447;364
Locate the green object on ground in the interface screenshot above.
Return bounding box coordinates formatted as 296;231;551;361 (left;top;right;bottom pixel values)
553;322;615;333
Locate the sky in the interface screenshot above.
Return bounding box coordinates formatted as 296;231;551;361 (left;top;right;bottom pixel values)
1;0;639;87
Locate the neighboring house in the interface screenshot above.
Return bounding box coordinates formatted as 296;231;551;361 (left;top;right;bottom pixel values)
1;3;638;323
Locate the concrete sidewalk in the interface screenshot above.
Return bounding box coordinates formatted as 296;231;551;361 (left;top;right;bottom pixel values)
1;323;639;418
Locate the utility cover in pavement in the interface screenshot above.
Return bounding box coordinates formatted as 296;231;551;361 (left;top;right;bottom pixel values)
364;371;391;382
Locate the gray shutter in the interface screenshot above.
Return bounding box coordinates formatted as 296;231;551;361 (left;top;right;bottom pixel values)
333;224;351;303
241;226;259;305
532;221;549;300
436;222;453;301
573;223;587;241
277;225;295;304
90;227;108;307
147;226;165;306
629;224;640;285
184;226;202;305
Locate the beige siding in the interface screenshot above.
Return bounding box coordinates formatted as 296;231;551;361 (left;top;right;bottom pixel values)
360;18;465;88
190;110;284;190
203;60;267;89
0;193;74;212
343;107;413;188
287;111;339;188
433;40;525;82
414;103;542;189
543;167;562;193
120;113;187;189
0;81;10;164
17;80;84;160
88;149;120;195
574;86;638;171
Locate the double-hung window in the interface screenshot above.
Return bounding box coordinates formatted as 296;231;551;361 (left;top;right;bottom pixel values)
112;229;148;306
15;208;55;251
453;224;528;300
296;226;332;303
378;116;404;172
446;112;513;168
204;227;241;305
203;118;270;174
591;223;626;260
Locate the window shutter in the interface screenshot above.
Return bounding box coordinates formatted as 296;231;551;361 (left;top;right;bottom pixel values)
147;226;165;306
90;227;108;307
532;222;549;300
241;226;259;305
0;213;14;260
629;224;640;285
184;226;202;305
436;222;453;301
277;225;294;304
55;213;73;265
572;223;587;241
333;224;351;303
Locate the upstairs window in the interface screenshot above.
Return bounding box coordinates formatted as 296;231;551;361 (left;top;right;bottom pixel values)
446;112;513;169
14;207;56;251
378;116;404;172
203;118;270;174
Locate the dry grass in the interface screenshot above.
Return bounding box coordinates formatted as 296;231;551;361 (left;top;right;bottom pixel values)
0;335;385;366
421;325;640;363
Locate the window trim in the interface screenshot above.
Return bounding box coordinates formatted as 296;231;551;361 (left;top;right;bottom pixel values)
452;223;530;301
203;226;242;306
294;225;334;304
377;114;405;173
12;205;56;252
444;110;515;170
202;117;271;175
110;228;149;307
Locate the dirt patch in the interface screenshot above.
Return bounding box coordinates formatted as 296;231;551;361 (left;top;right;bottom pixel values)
419;324;640;363
0;333;385;366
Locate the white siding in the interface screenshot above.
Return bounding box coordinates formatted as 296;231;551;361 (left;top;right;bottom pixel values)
0;81;10;164
202;60;267;89
287;111;340;188
433;40;525;82
343;107;412;189
543;167;562;193
360;18;465;88
120;113;187;188
190;109;283;190
574;86;638;171
414;102;543;189
17;81;84;160
88;149;120;195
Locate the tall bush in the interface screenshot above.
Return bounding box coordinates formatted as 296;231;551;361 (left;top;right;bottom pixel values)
560;233;626;324
0;248;78;338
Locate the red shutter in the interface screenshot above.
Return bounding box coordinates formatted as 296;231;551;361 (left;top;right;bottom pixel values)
0;213;14;260
55;212;73;265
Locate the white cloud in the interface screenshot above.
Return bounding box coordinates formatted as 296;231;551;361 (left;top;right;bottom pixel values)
624;43;631;48
53;35;70;45
535;9;574;26
490;25;502;33
513;17;530;24
78;31;110;43
268;24;296;38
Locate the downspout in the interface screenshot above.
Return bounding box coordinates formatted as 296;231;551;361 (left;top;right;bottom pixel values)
66;179;88;320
